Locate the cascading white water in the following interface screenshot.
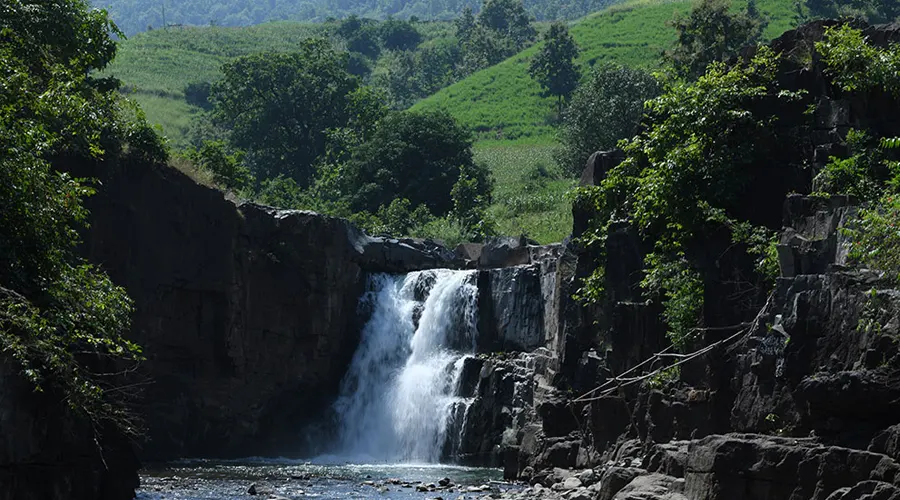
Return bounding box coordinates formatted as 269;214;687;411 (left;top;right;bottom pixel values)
332;269;479;463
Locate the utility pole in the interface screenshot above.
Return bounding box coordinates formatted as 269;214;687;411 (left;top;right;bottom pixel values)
161;0;166;29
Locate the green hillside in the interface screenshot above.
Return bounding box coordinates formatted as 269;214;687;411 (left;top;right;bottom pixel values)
413;0;797;144
104;20;462;147
95;0;617;35
104;22;330;146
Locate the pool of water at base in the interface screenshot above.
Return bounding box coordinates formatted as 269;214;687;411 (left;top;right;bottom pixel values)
137;459;515;500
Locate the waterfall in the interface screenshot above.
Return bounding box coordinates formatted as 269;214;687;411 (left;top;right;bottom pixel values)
332;269;479;463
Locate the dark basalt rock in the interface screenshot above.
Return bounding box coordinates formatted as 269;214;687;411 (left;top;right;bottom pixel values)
64;161;467;461
644;434;900;500
0;357;139;500
472;22;900;500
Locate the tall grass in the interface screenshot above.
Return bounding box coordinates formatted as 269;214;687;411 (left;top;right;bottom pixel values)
476;144;575;244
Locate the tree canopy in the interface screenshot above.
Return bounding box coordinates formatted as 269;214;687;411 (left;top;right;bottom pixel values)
529;22;580;112
211;39;378;185
555;64;660;176
1;0;166;432
665;0;766;79
344;109;490;216
94;0;619;36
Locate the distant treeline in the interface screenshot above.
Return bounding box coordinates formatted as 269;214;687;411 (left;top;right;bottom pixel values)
94;0;621;35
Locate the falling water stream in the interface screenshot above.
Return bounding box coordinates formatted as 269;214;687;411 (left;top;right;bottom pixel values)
334;269;479;462
136;270;506;499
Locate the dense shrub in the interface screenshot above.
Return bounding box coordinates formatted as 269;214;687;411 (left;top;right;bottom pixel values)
344;109;492;216
555;64;660;176
575;47;803;347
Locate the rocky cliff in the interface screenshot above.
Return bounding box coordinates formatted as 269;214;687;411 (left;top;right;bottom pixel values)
0;356;139;500
456;20;900;500
66;159;475;460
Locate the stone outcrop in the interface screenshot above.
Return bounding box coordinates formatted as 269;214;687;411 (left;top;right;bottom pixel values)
469;20;900;500
0;356;138;500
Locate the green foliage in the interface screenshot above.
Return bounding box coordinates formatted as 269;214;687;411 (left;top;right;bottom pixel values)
814;30;900;285
453;0;542;76
845;194;900;283
254;175;308;208
0;0;167;433
416;0;797;144
555;63;660;175
184;141;251;190
1;0;121;76
665;0;767;79
184;81;213;109
817;25;900;96
647;364;681;389
379;17;423;50
642;252;704;347
478;0;537;47
212;39;371;186
98;0;621;36
477;144;575;244
337;16;382;58
374;198;434;235
452;164;498;241
344;109;488;216
371;39;461;108
815;129;893;201
528;22;580;112
574;46;804;347
803;0;899;23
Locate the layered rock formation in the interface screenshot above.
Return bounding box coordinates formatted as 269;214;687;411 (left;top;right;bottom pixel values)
462;20;900;500
66;160;568;462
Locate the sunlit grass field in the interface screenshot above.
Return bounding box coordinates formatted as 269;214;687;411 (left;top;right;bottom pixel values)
108;0;798;243
475;143;575;244
414;0;797;143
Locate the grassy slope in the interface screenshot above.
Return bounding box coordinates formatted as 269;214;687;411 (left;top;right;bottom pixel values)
105;22;328;146
476;143;575;243
413;0;796;144
105;21;456;147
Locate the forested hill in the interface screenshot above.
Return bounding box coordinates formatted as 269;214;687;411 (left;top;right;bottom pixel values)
93;0;619;35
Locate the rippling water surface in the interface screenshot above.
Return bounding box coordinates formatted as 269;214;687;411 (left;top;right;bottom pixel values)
137;459;511;499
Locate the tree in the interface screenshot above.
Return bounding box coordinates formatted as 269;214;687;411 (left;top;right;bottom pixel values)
555;64;660;176
451;164;496;241
185;141;251;190
336;15;381;58
184;81;213;109
379;18;422;51
455;6;477;43
211;39;372;186
344;110;491;216
529;22;580;114
1;0;164;433
665;0;766;79
477;0;536;47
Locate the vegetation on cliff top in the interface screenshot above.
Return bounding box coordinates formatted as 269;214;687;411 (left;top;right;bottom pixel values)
574;24;900;349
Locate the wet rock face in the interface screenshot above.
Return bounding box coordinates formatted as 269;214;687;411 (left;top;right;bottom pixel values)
473;246;562;353
0;357;138;500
